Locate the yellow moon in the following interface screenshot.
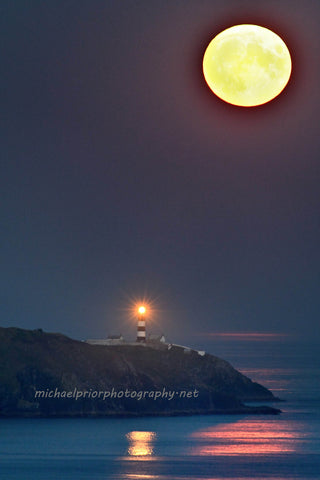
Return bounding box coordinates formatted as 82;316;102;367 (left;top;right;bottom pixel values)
203;24;292;107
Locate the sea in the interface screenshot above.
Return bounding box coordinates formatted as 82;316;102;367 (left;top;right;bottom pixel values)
1;336;319;479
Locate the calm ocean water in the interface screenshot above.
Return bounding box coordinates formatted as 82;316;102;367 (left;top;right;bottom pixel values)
1;337;319;479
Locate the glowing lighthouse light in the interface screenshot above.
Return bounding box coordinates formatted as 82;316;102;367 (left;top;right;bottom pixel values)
137;306;146;342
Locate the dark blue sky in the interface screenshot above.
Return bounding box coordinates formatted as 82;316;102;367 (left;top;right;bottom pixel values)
1;0;319;343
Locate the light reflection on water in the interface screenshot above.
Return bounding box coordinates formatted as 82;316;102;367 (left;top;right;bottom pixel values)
126;431;157;458
190;418;306;455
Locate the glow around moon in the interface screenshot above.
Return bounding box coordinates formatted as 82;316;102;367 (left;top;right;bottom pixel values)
203;24;292;107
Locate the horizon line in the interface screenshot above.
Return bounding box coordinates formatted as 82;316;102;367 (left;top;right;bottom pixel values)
194;332;290;340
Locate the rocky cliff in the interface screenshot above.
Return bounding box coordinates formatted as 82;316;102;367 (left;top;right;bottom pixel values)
0;327;281;417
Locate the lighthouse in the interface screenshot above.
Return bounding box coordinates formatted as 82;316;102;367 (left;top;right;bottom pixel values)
136;306;146;342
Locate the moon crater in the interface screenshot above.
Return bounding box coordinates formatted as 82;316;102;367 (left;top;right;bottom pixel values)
203;25;292;107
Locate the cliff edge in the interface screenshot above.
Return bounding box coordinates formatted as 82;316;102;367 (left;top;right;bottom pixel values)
0;327;281;417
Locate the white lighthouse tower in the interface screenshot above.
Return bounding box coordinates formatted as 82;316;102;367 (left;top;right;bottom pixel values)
136;306;146;342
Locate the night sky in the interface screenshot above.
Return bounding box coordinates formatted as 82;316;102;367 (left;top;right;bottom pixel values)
1;0;320;344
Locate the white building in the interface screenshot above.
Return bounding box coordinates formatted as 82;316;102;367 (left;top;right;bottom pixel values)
147;334;166;344
86;334;124;346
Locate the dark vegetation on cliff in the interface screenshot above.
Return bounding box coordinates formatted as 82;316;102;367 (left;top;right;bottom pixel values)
0;327;281;417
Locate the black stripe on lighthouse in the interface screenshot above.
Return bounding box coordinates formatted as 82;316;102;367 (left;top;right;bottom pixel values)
137;318;146;342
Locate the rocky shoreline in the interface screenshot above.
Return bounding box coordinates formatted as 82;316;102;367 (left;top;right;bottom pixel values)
0;327;281;417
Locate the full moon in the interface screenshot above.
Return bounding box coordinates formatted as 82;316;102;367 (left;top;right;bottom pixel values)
203;24;292;107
